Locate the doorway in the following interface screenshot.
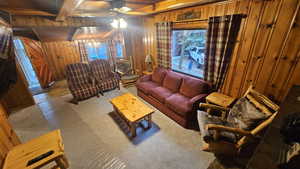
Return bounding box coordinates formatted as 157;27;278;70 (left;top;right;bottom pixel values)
13;38;43;95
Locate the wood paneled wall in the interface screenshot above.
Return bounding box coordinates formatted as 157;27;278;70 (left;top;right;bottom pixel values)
0;102;21;167
142;17;157;68
2;66;35;110
123;18;146;73
41;41;81;80
142;0;300;102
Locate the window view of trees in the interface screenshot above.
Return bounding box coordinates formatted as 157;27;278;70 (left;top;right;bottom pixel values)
171;29;207;78
85;42;108;61
116;42;123;59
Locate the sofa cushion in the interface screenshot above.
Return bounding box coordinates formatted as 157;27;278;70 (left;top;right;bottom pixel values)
152;67;166;85
149;87;173;103
165;93;193;117
136;81;160;94
162;71;183;92
227;97;270;130
179;77;209;98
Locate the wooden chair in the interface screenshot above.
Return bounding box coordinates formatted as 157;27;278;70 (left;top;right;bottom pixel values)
198;85;279;155
2;129;69;169
116;58;140;87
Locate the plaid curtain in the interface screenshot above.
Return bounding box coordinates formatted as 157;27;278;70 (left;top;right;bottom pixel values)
204;14;243;89
156;22;172;69
76;40;89;63
107;39;117;70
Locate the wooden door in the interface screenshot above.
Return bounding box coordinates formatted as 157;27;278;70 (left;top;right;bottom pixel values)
21;38;54;88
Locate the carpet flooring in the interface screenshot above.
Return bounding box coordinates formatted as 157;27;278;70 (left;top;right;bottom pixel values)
9;86;215;169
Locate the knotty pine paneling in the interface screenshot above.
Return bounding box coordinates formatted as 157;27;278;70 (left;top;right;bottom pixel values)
41;41;81;80
0;102;21;166
142;16;157;68
142;0;300;102
2;65;35;110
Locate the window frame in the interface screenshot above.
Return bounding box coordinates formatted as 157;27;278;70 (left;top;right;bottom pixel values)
170;28;208;79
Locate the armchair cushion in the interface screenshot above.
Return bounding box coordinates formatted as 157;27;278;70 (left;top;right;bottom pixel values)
162;71;182;92
149;87;173;103
198;111;239;143
152;67;166;85
179;77;210;98
227;97;270;130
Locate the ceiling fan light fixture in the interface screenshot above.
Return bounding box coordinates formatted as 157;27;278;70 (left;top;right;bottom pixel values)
119;18;127;28
120;6;131;12
111;19;119;29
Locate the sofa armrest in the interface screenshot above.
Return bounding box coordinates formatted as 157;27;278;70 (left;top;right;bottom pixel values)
138;75;152;83
190;94;208;104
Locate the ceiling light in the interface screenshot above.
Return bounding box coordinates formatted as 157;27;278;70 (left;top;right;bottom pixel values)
120;7;131;12
119;18;127;28
110;18;127;29
111;19;119;29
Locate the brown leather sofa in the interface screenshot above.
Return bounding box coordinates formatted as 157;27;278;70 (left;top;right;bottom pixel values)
136;67;212;129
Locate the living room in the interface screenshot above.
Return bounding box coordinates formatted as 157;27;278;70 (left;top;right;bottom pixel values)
0;0;300;169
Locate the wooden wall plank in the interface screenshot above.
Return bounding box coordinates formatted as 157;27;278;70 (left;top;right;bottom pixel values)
41;41;81;80
0;102;21;167
240;0;283;96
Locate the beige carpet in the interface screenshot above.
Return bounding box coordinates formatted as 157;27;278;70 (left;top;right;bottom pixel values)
9;86;215;169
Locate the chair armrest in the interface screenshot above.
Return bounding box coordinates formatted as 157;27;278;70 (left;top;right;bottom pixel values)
138;75;151;83
116;70;125;76
206;124;253;137
112;72;120;80
199;103;230;112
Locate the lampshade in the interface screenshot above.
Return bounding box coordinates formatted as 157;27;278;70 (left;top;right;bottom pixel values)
145;54;152;63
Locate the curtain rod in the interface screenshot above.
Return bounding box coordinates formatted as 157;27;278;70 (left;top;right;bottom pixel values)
172;14;247;24
173;19;208;23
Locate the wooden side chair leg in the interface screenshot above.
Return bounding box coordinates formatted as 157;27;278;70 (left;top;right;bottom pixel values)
61;155;70;168
55;156;68;169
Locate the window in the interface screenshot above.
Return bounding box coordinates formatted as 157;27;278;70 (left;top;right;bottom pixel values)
85;42;108;61
116;42;124;59
171;29;207;78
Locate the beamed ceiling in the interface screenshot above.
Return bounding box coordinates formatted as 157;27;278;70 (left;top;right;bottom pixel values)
1;0;225;41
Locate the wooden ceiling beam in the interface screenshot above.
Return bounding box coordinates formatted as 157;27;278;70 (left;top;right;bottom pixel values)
125;0;156;5
56;0;86;21
12;15;109;28
31;28;42;41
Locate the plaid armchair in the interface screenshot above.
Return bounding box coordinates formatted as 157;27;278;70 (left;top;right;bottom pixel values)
65;63;99;104
89;59;120;93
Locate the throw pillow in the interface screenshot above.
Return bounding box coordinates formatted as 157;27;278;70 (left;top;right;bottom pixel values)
152;67;166;85
227;97;271;130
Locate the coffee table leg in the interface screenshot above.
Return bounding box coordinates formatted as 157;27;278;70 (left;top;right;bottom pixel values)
147;115;152;129
130;122;137;138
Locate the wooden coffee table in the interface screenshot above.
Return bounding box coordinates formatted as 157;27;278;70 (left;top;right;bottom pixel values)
110;93;155;138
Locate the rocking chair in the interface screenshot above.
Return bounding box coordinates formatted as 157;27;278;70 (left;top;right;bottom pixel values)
197;85;279;155
116;58;139;87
